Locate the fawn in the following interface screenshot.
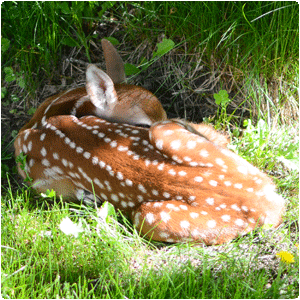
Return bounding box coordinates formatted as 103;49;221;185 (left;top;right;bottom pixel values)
14;39;285;245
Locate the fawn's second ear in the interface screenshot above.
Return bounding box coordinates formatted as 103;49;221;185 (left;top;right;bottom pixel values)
86;64;118;109
101;39;126;84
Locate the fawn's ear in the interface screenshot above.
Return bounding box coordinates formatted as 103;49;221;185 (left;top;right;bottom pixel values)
101;39;126;84
86;64;151;126
86;64;118;110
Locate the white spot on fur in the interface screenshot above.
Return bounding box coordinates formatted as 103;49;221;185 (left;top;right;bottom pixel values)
234;183;243;189
170;140;181;150
194;176;203;183
111;194;119;202
199;149;209;157
168;169;176;176
215;158;225;166
42;159;50;167
207;220;216;228
179;205;188;210
183;156;192;162
186;140;196;149
152;190;159;196
235;219;244;226
221;215;230;222
206;198;214;205
209;180;218;187
41;147;47;157
145;213;155;225
160;211;171;223
125;179;133;186
180;220;190;229
163;192;170;198
138;184;147;193
155;140;164;150
190;212;199;219
231;204;241;211
163;130;174;136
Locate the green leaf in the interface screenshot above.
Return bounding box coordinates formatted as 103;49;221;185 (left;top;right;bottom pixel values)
40;189;56;198
213;90;231;106
15;152;32;182
4;67;14;75
17;76;25;89
4;67;15;82
1;87;7;99
58;2;71;14
124;63;140;76
1;38;10;53
5;74;15;82
243;119;250;127
11;130;18;139
153;39;175;58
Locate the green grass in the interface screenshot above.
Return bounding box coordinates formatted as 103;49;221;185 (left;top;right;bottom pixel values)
1;1;299;299
1;190;299;298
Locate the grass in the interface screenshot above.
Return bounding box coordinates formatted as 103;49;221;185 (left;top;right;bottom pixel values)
1;184;299;298
1;1;299;299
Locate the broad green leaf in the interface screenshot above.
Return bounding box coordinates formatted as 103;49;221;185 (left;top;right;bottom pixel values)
213;90;230;106
153;39;175;58
124;63;140;76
